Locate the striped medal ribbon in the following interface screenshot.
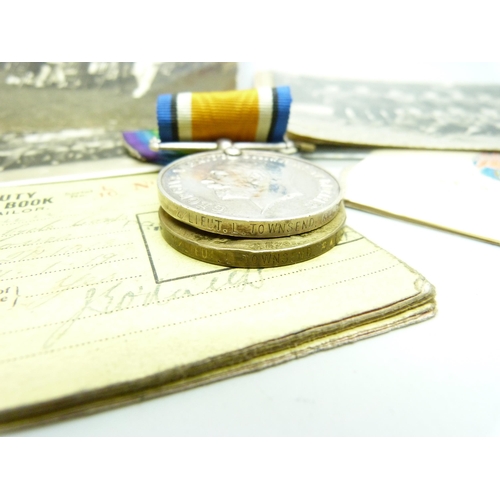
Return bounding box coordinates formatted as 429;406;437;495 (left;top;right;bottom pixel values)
158;87;291;143
122;86;292;164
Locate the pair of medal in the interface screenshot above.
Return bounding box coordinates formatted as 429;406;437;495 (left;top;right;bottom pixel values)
125;87;345;268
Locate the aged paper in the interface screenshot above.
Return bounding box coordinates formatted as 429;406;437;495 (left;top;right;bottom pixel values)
271;72;500;151
0;173;435;430
345;149;500;245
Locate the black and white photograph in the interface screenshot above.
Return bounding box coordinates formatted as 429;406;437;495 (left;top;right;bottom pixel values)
0;62;236;132
273;72;500;150
0;62;236;184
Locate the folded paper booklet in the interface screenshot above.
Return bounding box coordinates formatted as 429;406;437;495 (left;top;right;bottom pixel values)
0;173;436;431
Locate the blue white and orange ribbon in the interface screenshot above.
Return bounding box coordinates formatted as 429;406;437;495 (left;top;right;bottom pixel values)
122;86;292;164
157;87;291;143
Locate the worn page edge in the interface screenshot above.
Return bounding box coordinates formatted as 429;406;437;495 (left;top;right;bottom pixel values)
1;295;436;434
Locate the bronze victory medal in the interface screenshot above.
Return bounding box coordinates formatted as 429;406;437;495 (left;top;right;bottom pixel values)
158;203;346;268
157;150;342;238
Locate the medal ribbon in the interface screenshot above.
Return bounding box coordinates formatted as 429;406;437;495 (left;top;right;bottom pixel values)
122;86;292;164
158;87;291;143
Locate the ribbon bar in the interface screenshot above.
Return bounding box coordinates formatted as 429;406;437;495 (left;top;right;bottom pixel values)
157;87;292;143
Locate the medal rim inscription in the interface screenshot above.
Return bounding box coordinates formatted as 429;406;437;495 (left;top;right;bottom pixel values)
157;150;342;238
158;203;346;268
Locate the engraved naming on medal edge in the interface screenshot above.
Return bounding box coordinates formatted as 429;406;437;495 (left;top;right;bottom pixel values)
158;150;342;238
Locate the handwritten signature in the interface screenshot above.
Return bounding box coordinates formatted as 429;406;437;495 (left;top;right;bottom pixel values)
42;267;264;349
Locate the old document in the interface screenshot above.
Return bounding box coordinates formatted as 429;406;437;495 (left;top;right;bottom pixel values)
270;72;500;151
345;149;500;245
0;173;436;430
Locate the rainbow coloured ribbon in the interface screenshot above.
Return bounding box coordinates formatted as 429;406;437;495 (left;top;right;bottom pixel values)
122;86;292;164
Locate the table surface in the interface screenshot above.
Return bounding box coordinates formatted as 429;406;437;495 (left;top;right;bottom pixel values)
9;154;500;437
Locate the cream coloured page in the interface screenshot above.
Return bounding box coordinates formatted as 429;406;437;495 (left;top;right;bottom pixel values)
0;173;434;424
345;149;500;245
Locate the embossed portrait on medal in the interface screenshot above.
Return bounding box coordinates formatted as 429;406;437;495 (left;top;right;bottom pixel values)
199;159;303;216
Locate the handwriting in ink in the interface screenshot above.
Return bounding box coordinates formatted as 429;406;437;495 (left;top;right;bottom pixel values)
42;268;264;349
